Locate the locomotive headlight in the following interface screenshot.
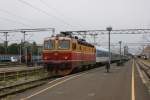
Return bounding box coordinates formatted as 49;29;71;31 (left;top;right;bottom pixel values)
44;57;48;60
64;56;68;60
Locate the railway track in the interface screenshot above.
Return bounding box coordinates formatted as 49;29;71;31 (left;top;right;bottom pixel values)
0;65;48;98
0;63;25;68
136;59;150;79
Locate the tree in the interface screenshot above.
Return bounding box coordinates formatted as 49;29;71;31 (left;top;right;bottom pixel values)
8;43;19;54
32;41;38;55
0;45;5;54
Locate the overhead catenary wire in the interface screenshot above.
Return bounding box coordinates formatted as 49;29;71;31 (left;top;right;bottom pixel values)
0;17;32;43
0;16;34;28
0;28;55;33
39;0;84;29
65;28;150;35
17;0;75;28
0;27;54;45
0;8;33;24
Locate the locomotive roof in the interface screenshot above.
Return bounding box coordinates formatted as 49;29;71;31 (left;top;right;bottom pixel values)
44;36;71;40
44;33;95;48
77;39;94;47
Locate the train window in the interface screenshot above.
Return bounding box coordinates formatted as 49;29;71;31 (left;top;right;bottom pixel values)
44;40;54;49
72;43;76;50
58;40;70;49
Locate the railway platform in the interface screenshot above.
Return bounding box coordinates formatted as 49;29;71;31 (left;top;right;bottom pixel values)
7;59;150;100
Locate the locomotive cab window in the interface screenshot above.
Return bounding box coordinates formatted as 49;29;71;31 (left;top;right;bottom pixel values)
44;40;54;49
58;40;70;49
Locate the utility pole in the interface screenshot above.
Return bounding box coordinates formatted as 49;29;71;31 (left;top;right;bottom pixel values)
4;32;8;54
123;46;126;55
19;40;23;64
37;46;41;64
106;26;112;72
22;31;27;43
21;31;28;65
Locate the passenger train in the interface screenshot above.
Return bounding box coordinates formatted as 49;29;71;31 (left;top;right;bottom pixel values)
42;32;125;76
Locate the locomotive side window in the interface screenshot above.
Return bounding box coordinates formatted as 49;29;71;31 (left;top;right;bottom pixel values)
44;40;54;49
72;43;76;50
58;40;70;49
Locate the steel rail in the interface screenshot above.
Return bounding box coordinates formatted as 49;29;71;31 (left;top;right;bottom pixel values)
136;59;150;79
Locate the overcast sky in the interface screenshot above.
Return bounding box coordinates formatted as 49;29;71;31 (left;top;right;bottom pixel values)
0;0;150;54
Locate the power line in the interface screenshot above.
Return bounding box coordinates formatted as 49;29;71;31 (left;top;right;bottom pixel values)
17;0;74;28
39;0;84;28
65;28;150;35
0;28;54;33
0;8;33;24
0;16;33;28
0;28;54;45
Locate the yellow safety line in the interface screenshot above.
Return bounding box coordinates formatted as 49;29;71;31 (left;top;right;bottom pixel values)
21;73;85;100
131;59;135;100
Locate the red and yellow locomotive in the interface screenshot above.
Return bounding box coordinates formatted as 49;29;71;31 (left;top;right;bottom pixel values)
42;33;96;76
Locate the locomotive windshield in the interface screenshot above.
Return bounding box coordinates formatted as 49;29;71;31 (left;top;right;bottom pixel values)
58;40;70;49
44;40;54;49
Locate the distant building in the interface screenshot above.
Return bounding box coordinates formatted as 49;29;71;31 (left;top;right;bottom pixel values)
142;45;150;59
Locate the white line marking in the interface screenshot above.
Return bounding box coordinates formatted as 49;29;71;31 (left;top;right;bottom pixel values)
21;73;85;100
47;72;89;84
47;74;76;84
131;59;135;100
47;77;66;84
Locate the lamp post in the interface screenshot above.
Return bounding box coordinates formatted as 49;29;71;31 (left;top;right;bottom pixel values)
106;26;112;71
20;40;22;64
119;41;122;63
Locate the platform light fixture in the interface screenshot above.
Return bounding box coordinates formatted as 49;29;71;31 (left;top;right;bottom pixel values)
106;26;112;72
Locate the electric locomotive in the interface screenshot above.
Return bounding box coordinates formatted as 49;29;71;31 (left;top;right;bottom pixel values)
42;33;96;76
